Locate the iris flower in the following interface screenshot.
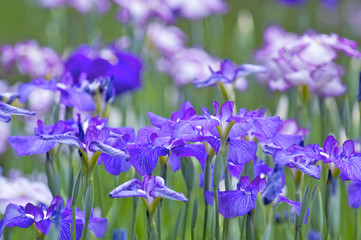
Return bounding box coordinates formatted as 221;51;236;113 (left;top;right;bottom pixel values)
109;175;187;213
0;196;107;240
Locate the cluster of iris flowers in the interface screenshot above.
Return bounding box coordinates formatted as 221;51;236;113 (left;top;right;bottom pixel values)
1;0;361;240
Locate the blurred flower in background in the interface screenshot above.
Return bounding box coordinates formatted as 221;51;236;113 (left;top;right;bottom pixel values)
255;25;361;97
0;169;52;214
38;0;111;14
114;0;227;25
1;40;63;79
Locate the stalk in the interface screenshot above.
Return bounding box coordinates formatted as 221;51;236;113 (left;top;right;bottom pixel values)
203;159;212;240
355;209;358;240
182;191;192;240
214;188;220;240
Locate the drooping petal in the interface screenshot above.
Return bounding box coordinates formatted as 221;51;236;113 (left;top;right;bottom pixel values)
172;144;207;169
150;176;188;202
335;154;361;181
128;143;169;175
228;139;257;165
89;141;129;159
40;132;83;149
218;191;256;218
262;164;285;205
169;153;180;172
25;203;44;221
9;135;56;156
1;204;34;232
88;217;107;238
292;161;321;179
278;195;302;215
109;179;146;198
98;153;131;175
0;102;36;122
59;88;95;112
348;181;361;208
35;219;52;235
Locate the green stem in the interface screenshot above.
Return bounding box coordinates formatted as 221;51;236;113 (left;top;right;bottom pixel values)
203;159;212;240
147;211;157;240
95;167;103;213
355;209;358;240
72;206;76;240
214;188;220;240
182;191;192;240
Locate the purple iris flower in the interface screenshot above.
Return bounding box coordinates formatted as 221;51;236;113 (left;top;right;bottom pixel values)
193;59;266;91
64;45;142;96
128;124;205;175
17;77;96;112
266;143;323;179
0;102;35;122
204;176;301;218
322;135;361;181
109;175;187;212
186;101;259;167
40;117;130;169
228;107;282;142
0;196;107;240
9;119;76;156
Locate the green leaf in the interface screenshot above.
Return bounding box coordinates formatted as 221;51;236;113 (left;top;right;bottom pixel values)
174;206;185;240
310;187;323;233
191;195;198;230
213;154;224;188
71;168;82;207
298;184;311;229
254;193;266;239
82;183;94;240
181;157;195;191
